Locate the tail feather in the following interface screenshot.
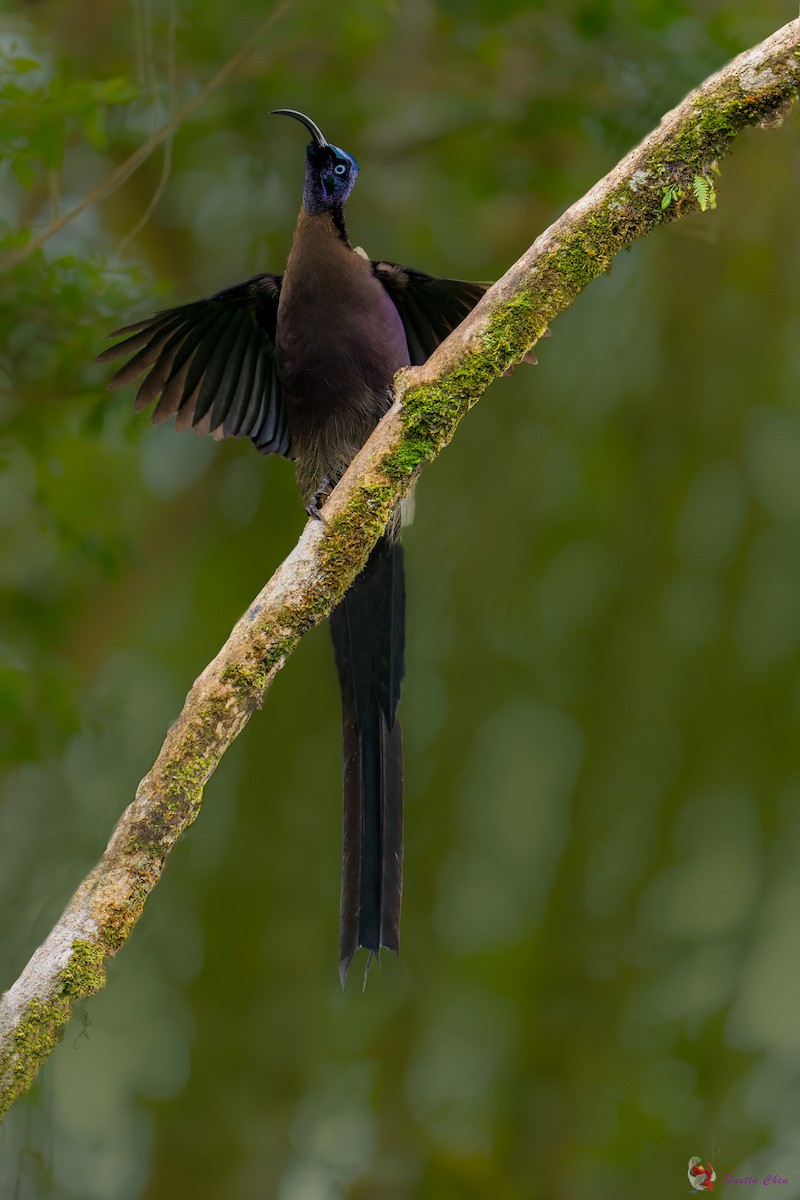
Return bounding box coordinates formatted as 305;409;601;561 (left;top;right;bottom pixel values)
330;536;405;986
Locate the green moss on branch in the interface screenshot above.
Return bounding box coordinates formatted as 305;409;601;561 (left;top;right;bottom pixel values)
0;941;106;1121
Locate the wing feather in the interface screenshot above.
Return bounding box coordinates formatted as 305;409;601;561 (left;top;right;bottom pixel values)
372;261;488;366
99;274;291;458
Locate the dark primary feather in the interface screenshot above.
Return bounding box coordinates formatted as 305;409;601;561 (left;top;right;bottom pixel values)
98;273;291;458
372;262;488;365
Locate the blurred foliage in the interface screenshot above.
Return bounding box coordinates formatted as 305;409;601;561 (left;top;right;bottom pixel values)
1;1;800;1198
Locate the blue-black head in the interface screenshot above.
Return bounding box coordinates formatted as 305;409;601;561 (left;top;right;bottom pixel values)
271;109;359;216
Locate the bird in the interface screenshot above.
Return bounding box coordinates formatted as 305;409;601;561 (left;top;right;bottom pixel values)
98;108;490;986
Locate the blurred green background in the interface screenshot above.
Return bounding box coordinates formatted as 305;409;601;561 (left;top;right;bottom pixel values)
2;1;800;1197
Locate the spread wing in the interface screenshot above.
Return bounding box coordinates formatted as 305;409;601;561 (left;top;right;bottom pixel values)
371;261;488;365
98;273;291;457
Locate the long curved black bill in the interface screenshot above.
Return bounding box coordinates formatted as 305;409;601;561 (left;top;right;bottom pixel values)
270;109;328;148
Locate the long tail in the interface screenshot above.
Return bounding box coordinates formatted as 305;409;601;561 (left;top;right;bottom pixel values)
329;535;405;987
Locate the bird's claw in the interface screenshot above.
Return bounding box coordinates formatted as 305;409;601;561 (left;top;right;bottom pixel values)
502;330;551;376
306;476;333;523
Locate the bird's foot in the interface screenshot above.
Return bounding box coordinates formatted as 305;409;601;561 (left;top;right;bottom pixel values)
306;476;332;523
502;330;551;376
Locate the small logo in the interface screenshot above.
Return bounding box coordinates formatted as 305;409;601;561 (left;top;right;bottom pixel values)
688;1158;716;1192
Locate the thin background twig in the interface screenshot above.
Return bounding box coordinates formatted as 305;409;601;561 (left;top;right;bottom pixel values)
0;0;293;274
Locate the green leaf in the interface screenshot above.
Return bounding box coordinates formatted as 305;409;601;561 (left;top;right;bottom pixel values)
11;57;41;75
34;119;65;170
692;173;717;212
11;156;37;188
95;75;138;105
693;175;708;211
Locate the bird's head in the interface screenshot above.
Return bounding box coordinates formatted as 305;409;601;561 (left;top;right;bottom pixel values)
271;109;359;215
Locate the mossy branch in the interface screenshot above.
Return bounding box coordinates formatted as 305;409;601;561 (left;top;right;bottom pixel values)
2;16;799;1122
